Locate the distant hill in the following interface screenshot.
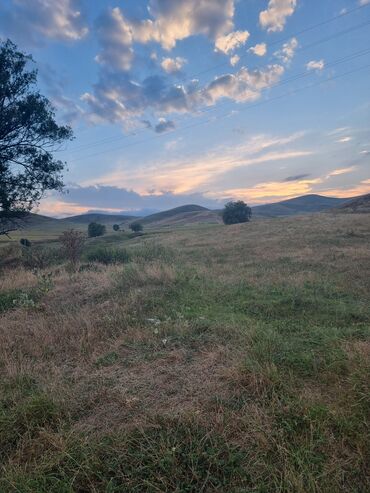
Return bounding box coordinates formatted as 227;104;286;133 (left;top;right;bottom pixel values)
60;213;137;225
333;193;370;213
140;205;212;225
252;194;350;217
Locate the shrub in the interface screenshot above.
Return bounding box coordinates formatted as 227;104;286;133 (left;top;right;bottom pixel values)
129;222;143;232
59;230;85;269
85;246;131;265
88;222;106;238
21;245;61;269
222;201;252;225
19;238;31;247
113;224;120;232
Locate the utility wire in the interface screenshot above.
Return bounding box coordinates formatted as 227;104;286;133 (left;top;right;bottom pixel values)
67;16;370;155
67;62;370;164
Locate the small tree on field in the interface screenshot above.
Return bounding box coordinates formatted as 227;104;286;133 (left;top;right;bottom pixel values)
59;230;85;269
113;224;120;232
20;238;31;247
88;222;106;238
0;39;73;237
129;222;143;232
222;201;252;225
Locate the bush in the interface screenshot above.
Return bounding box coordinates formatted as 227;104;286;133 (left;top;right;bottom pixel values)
59;230;85;269
222;201;252;225
113;224;120;232
88;222;106;238
19;238;31;247
129;222;143;232
21;245;62;269
85;246;131;265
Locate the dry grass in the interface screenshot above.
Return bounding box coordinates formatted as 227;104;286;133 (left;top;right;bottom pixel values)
0;213;369;492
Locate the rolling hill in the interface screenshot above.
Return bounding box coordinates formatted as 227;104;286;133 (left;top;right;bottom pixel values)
334;193;370;213
251;194;351;217
60;213;137;225
140;205;216;226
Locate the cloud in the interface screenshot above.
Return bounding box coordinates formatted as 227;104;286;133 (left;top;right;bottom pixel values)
154;118;176;133
249;43;267;57
283;173;311;181
306;59;325;71
359;1;370;5
215;30;249;54
327;127;351;136
95;7;134;71
327;167;357;177
39;64;84;124
41;185;223;216
87;132;309;195
82;63;286;127
260;0;297;33
274;37;298;64
161;57;187;73
0;0;88;45
337;137;352;143
94;0;236;69
230;55;240;66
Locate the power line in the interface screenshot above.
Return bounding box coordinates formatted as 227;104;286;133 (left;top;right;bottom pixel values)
67;62;370;164
66;16;370;155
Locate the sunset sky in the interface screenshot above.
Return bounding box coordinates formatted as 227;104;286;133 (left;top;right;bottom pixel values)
1;0;369;216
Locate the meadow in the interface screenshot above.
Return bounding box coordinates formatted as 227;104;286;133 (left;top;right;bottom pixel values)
0;213;369;492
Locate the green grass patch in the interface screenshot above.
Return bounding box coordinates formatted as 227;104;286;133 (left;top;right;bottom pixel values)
1;418;244;492
85;246;131;264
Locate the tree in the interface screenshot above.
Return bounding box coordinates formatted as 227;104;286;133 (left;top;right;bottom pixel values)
59;229;85;269
20;238;31;247
113;224;120;232
222;201;252;225
88;222;106;238
129;222;143;232
0;39;73;237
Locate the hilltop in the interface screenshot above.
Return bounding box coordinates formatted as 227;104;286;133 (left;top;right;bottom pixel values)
334;193;370;213
252;194;350;217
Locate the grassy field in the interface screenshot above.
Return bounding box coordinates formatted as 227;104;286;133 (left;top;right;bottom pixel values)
0;213;369;492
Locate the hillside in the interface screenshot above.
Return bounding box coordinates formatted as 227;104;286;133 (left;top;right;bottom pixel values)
252;194;350;217
140;204;213;226
61;213;136;225
334;193;370;213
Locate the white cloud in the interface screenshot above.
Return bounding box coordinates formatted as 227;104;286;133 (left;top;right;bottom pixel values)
88;132;309;195
306;59;325;71
215;30;250;54
82;63;286;128
94;1;236;71
95;7;134;71
249;43;267;57
260;0;297;32
161;57;187;73
274;37;298;64
326;166;356;177
337;137;353;143
230;55;240;66
359;1;370;5
0;0;88;44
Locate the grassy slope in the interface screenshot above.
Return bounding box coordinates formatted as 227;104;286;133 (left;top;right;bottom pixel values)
0;213;369;492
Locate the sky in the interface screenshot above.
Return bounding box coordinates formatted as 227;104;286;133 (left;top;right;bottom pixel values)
1;0;369;216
